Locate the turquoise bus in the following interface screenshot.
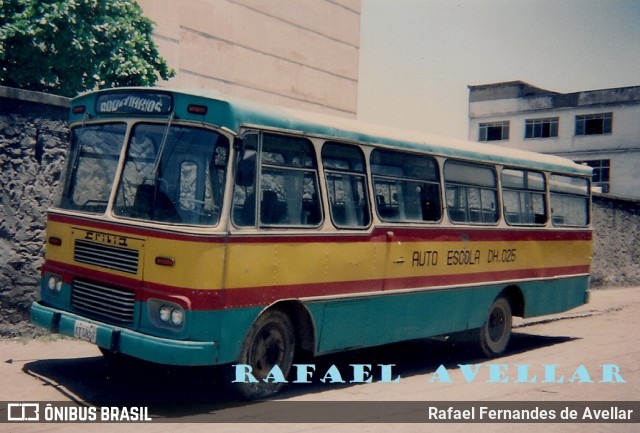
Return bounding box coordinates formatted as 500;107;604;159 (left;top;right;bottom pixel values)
31;87;592;398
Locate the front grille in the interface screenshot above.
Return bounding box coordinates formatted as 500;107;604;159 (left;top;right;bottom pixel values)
74;239;139;274
71;279;136;324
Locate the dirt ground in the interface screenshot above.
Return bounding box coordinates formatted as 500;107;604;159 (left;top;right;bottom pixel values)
1;286;639;433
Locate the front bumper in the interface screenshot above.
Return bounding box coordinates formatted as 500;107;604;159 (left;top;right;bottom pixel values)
30;301;217;366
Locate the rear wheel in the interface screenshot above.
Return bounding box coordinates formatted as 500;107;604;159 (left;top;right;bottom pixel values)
234;309;295;400
479;296;512;357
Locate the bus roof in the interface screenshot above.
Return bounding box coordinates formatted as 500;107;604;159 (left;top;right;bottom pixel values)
72;87;592;177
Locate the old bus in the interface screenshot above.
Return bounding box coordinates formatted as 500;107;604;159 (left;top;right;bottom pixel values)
31;88;593;399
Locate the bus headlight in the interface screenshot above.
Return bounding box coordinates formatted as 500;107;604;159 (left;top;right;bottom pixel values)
46;274;63;296
159;305;172;323
170;308;184;326
149;299;185;330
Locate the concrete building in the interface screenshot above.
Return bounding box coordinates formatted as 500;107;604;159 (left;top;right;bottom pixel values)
468;81;640;199
136;0;361;119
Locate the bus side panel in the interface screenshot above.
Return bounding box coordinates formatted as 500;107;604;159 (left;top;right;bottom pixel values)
215;306;265;364
312;276;589;355
520;276;590;318
313;286;484;354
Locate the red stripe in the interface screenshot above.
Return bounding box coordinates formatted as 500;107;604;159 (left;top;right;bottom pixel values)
44;260;589;311
48;213;226;242
48;212;592;244
378;227;592;242
218;265;590;309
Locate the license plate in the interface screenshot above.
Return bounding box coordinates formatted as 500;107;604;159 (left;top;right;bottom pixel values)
74;320;97;344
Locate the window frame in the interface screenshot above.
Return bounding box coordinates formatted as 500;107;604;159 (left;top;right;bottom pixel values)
549;174;591;227
370;149;442;223
479;121;510;142
575;159;610;193
113;122;230;226
501;168;548;226
575;112;613;136
232;131;323;229
321;141;372;229
524;117;559;139
444;160;500;225
58;122;128;214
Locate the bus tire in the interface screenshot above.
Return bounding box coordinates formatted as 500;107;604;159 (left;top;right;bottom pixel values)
479;296;512;357
234;309;295;400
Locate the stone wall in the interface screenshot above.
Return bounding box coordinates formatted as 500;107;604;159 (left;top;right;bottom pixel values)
591;195;640;287
0;87;638;336
0;87;69;336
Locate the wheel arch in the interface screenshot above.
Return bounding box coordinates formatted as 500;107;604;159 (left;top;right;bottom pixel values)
499;284;525;318
261;299;317;359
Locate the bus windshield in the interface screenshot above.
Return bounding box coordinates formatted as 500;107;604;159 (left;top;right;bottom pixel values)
114;123;229;225
59;123;127;214
58;122;230;226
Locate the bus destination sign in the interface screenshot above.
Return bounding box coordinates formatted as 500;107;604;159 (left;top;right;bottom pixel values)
96;92;173;115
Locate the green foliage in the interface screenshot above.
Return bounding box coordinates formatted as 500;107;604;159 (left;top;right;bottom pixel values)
0;0;175;97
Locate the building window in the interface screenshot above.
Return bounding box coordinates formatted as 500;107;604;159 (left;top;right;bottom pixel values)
525;117;558;139
479;121;510;141
575;113;612;136
575;159;610;193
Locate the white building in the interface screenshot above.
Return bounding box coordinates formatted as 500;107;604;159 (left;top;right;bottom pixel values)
468;81;640;199
136;0;361;119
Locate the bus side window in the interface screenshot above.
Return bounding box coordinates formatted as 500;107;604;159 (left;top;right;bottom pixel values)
322;142;371;228
444;161;498;225
501;169;547;226
371;149;441;223
260;134;321;227
549;174;590;227
233;132;322;228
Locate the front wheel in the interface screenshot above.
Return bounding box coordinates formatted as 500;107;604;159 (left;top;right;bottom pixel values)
479;297;512;357
233;309;295;400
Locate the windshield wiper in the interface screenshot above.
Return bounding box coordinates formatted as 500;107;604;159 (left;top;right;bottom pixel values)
151;112;175;179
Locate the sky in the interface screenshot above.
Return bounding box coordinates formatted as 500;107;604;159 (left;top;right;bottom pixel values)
357;0;640;140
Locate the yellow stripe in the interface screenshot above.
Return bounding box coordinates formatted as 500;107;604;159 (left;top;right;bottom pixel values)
223;239;590;288
46;220;591;291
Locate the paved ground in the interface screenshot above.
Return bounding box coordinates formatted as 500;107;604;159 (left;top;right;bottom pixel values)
1;286;639;432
